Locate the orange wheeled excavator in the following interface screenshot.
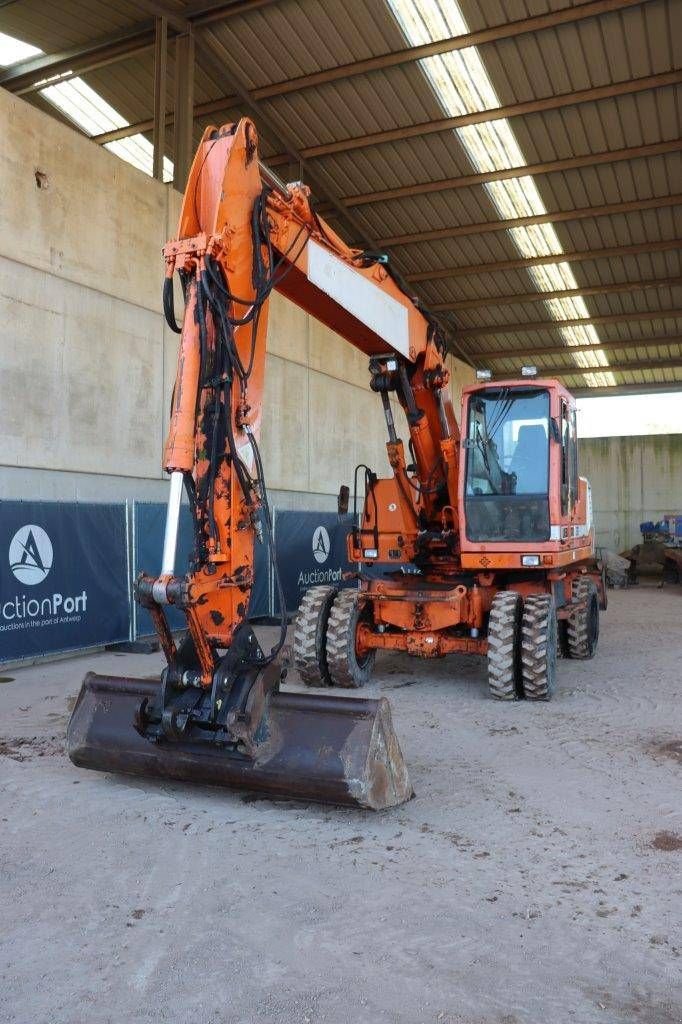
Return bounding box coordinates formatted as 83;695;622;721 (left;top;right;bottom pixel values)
67;117;605;809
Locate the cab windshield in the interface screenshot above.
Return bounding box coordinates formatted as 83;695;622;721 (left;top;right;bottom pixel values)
465;387;551;542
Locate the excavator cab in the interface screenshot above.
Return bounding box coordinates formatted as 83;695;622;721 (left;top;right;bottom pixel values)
463;384;552;544
458;377;594;568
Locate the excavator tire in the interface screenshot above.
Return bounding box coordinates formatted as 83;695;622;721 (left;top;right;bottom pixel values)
487;590;523;700
566;576;600;659
293;585;338;686
326;588;375;688
520;594;557;701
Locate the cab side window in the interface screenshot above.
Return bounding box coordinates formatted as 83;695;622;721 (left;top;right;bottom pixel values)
571;408;578;493
560;401;577;515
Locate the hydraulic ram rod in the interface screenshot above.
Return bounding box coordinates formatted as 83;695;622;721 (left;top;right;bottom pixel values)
161;470;184;575
259;160;292;201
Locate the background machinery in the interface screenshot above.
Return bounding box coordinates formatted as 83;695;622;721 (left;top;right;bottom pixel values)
67;116;605;810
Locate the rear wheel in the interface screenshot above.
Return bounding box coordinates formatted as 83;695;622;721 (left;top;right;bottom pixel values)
566;577;599;659
520;594;557;701
293;585;338;686
326;589;375;688
486;591;523;701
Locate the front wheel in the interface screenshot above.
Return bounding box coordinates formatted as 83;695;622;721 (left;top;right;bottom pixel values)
325;589;376;688
520;594;557;701
487;591;523;700
293;585;338;685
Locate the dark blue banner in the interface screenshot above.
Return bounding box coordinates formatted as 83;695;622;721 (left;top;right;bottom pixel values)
133;502;270;636
274;511;355;614
249;532;271;619
0;501;129;662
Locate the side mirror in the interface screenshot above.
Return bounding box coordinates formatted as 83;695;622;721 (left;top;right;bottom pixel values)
550;417;562;443
337;484;350;516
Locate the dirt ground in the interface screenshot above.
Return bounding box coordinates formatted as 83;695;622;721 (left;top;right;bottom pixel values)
1;587;680;1024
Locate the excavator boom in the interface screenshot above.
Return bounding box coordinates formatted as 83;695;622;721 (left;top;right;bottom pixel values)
66;118;417;809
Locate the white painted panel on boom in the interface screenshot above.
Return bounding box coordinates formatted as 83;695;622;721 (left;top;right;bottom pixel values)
307;240;410;357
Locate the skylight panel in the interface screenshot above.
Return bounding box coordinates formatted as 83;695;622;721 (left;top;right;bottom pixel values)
386;0;616;386
42;78;127;136
0;31;42;67
40;77;174;183
106;137;174;183
393;0;468;45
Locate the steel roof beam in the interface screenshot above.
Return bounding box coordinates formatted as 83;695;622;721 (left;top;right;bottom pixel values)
471;334;682;361
333;139;682;209
437;276;682;312
188;0;280;23
248;0;649;103
454;309;682;339
0;24;156;95
152;16;168;181
0;0;276;95
107;0;646;119
377;194;682;248
493;357;682;378
404;239;682;283
265;70;682;167
571;381;682;396
134;0;279;32
91;71;681;153
90;94;240;146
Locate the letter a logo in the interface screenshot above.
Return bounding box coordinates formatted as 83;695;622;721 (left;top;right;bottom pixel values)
312;525;330;565
9;525;53;585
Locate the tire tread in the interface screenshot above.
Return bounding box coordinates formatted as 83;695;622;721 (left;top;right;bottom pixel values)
566;576;599;660
293;585;338;686
487;591;522;701
326;589;374;688
520;594;557;701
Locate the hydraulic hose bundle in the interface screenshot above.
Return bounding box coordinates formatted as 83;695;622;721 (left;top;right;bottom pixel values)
162;186;303;667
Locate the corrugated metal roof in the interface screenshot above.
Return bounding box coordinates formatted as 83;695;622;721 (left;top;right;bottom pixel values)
1;0;680;391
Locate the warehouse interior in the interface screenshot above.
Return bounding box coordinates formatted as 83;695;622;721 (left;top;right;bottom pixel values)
0;2;680;1022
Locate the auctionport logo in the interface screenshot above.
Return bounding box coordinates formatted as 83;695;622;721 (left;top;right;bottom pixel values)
312;525;330;565
9;525;53;585
3;523;88;632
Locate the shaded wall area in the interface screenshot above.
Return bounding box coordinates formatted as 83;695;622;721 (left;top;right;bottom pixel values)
580;434;682;551
0;87;474;512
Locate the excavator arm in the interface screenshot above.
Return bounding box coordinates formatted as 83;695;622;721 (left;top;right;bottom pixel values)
67;117;450;809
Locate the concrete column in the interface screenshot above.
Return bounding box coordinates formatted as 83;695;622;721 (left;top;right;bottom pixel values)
173;28;195;191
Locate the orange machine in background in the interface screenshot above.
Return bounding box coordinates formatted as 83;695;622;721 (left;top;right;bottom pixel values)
67;117;604;810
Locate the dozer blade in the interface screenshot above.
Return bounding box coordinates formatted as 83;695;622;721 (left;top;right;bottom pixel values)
66;673;413;810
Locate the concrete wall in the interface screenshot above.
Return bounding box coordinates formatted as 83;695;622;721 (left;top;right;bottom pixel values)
580;434;682;551
0;88;475;512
